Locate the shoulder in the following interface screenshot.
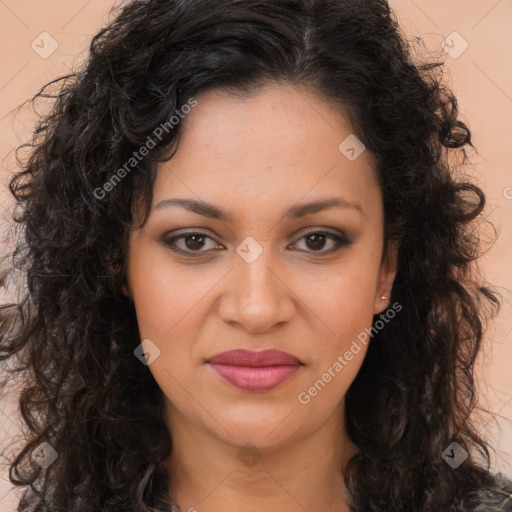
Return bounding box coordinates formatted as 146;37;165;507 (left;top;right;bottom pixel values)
463;473;512;512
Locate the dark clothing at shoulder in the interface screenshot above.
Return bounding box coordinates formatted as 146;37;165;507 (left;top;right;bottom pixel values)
464;473;512;511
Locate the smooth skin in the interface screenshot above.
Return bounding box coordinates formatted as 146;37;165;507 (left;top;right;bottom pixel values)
125;82;398;512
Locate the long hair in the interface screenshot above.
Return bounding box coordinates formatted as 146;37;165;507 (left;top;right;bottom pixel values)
1;0;510;510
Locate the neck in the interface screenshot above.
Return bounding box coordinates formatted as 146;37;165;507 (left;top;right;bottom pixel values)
165;401;355;512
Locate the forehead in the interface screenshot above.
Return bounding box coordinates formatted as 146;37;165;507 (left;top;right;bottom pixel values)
150;83;381;223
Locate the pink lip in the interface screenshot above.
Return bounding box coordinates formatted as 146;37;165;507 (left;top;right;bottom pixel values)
207;349;303;392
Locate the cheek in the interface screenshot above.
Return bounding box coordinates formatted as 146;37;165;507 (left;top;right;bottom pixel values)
128;247;207;340
127;250;206;406
291;259;380;352
127;244;217;394
293;271;375;410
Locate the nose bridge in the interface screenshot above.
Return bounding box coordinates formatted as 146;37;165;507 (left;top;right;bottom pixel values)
238;248;278;301
220;241;294;332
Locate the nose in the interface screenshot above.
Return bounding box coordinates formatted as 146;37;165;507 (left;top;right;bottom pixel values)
218;250;296;334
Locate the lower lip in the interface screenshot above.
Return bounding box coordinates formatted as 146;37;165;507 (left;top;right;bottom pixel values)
208;363;301;392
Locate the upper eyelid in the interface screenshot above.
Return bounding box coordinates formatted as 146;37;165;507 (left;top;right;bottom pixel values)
164;227;347;242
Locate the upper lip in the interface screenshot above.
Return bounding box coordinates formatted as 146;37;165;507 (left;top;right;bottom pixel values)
207;349;303;367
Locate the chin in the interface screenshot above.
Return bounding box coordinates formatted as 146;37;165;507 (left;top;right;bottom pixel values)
209;409;311;451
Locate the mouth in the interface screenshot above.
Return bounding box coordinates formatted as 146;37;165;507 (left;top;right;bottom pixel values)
206;349;304;392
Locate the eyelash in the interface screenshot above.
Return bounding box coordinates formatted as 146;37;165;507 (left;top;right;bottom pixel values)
162;230;353;258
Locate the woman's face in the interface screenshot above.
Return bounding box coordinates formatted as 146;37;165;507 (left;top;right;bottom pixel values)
125;83;397;450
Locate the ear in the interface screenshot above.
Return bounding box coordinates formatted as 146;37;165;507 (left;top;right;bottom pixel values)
374;239;399;315
121;278;131;298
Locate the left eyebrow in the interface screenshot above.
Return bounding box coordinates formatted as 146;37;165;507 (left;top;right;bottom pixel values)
152;196;366;221
284;197;366;219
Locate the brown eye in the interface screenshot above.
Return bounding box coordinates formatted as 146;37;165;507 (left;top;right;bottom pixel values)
183;234;206;251
163;232;222;256
291;231;352;255
305;233;328;251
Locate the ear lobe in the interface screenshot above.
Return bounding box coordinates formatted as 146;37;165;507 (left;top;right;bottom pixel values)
121;282;131;298
374;239;399;314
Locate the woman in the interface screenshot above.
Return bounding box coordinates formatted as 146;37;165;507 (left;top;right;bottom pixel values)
0;0;511;511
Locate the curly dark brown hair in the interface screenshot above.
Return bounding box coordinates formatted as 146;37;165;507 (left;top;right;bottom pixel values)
1;0;511;511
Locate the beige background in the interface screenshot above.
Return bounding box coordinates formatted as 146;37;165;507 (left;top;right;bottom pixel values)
0;0;511;508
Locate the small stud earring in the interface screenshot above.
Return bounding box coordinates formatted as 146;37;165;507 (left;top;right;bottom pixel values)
381;295;389;300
